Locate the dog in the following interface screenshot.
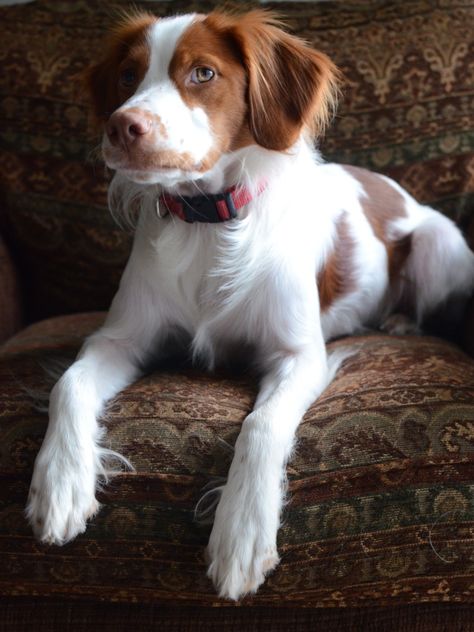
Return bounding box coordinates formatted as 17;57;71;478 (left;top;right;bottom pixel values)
26;9;474;600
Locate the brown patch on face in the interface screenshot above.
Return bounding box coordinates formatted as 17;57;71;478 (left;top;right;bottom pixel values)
318;213;356;312
82;11;157;126
169;10;341;162
220;10;341;151
343;165;412;284
169;17;251;162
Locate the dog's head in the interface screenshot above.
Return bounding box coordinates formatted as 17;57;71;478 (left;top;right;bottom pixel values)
83;10;340;187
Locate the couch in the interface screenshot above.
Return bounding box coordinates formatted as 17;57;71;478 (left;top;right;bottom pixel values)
1;1;473;630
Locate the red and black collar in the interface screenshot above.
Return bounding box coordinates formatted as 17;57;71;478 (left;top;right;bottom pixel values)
158;183;266;223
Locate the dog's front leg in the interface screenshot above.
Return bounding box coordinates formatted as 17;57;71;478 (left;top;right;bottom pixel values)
26;330;144;544
207;342;333;600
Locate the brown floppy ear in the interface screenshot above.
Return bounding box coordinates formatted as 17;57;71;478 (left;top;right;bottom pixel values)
80;11;157;127
227;10;341;151
81;58;116;127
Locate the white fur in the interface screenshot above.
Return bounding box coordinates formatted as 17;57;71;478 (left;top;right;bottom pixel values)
103;14;215;187
27;14;474;602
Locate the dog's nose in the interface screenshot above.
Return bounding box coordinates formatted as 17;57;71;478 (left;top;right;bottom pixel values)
106;110;152;148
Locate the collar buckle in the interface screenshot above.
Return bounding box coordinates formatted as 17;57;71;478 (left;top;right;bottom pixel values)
158;181;266;224
178;189;237;223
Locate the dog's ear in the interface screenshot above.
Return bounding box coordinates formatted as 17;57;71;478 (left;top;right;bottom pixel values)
80;11;156;127
223;10;341;151
81;57;115;127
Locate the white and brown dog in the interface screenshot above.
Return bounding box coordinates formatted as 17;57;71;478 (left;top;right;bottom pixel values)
27;10;474;600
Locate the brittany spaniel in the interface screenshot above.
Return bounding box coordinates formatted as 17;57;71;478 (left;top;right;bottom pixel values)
27;10;474;600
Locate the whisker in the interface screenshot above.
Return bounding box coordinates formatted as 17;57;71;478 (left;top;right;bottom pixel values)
191;180;211;199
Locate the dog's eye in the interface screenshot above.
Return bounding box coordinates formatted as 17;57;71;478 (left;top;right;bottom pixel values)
119;68;137;88
190;67;215;84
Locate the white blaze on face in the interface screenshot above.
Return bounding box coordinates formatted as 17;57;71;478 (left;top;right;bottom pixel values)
119;14;214;169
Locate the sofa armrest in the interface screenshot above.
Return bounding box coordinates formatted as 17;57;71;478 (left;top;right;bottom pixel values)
463;219;474;356
464;296;474;357
0;234;23;344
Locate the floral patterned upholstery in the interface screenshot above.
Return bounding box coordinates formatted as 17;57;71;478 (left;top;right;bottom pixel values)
0;0;473;626
1;315;474;607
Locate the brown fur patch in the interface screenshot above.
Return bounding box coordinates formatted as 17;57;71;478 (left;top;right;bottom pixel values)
213;10;341;151
82;11;156;125
170;10;341;154
168;16;251;169
318;213;356;311
343;165;412;284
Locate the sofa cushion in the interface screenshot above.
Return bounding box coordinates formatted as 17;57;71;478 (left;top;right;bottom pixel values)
1;314;473;606
1;0;473;322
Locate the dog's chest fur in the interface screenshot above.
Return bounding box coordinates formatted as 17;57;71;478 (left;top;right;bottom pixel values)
136;209;281;366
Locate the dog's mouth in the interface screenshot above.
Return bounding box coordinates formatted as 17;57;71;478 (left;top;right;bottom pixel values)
102;140;203;176
107;161;208;187
121;167;188;185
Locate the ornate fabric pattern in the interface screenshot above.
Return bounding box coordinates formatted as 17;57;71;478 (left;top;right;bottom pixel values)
0;315;473;606
0;0;473;321
0;0;474;614
0;235;23;343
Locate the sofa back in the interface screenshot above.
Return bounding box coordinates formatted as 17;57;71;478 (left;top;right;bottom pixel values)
1;0;473;323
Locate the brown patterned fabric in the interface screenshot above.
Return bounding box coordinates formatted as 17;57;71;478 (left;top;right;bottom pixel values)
2;599;474;632
1;314;473;607
0;234;23;344
0;0;473;322
0;0;474;622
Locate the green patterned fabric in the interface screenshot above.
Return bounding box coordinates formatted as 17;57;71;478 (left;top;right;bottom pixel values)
0;315;473;605
0;0;473;618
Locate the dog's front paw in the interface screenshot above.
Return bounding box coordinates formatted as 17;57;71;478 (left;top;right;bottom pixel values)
26;446;99;545
207;528;279;600
207;503;280;600
206;459;281;600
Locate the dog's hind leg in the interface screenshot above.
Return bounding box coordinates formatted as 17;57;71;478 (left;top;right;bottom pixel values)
404;211;474;326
